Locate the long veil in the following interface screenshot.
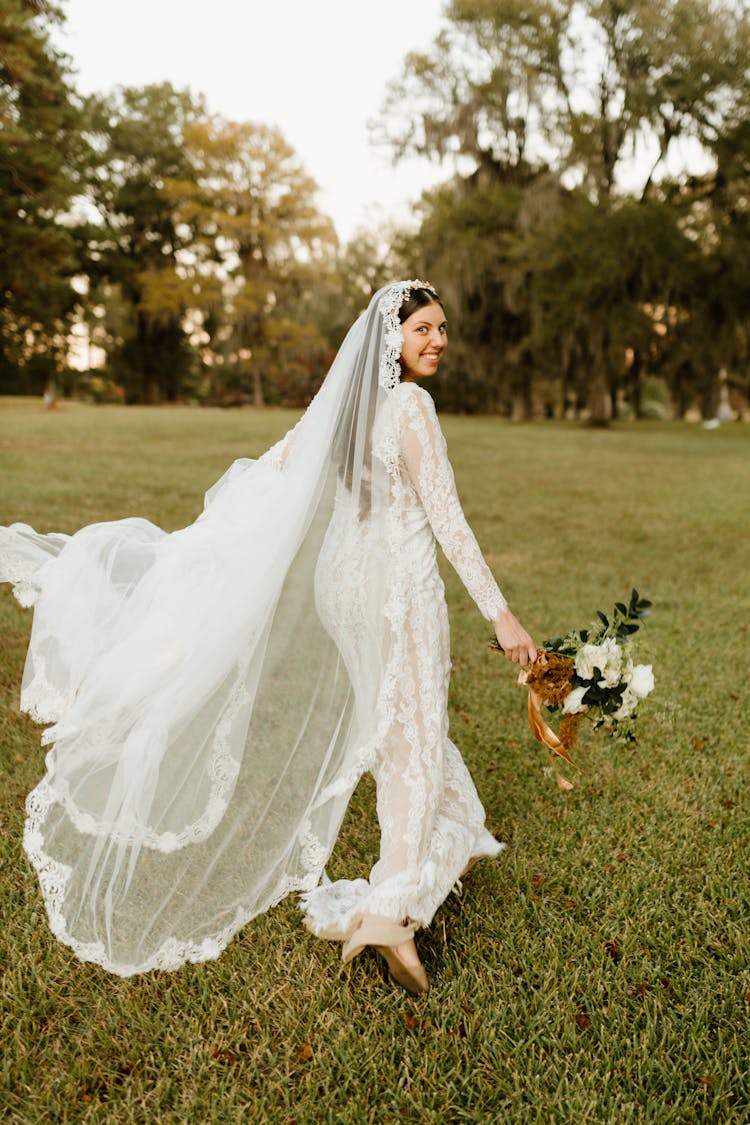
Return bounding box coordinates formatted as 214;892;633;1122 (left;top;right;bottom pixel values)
1;282;423;976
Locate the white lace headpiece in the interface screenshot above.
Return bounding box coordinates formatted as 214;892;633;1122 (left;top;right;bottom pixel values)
377;279;438;391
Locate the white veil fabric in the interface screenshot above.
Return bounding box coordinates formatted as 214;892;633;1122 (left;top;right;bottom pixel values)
0;282;440;977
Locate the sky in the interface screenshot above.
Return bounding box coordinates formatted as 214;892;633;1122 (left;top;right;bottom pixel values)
59;0;451;242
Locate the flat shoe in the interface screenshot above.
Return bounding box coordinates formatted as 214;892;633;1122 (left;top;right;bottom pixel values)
374;944;430;996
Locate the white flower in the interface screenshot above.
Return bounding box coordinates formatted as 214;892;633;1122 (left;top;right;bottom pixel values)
562;685;589;714
612;687;639;720
574;644;599;679
628;663;654;699
575;638;622;686
612;664;653;720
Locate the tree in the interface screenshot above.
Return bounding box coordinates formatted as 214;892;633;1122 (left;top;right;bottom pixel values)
0;0;81;392
403;159;563;416
170;116;337;405
78;83;206;402
379;0;750;419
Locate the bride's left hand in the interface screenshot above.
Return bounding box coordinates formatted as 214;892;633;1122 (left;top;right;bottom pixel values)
493;608;538;667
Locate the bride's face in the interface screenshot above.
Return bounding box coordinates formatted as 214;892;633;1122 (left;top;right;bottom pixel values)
399;302;448;380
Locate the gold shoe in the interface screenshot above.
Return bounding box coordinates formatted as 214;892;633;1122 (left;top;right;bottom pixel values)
375;941;430;996
341;915;430;996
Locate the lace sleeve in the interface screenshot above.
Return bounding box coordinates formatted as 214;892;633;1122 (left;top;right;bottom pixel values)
396;384;508;621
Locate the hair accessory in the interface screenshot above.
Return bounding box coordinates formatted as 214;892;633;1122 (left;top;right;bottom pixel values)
377;279;437;391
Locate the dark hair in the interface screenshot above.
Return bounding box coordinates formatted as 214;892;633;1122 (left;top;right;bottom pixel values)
398;286;443;323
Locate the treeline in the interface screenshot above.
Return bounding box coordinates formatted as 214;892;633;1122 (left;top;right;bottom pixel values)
1;0;749;420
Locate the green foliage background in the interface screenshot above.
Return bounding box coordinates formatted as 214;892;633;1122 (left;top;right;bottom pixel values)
1;398;748;1123
2;1;750;418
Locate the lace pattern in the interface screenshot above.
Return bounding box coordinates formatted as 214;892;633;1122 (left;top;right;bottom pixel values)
394;383;507;620
0;527;61;607
29;670;250;854
377;279;437;391
303;381;505;945
23;776;321;975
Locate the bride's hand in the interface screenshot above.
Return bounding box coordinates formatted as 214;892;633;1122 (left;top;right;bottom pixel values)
493;608;538;667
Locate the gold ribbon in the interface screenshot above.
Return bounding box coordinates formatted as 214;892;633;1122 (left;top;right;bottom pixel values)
517;667;582;792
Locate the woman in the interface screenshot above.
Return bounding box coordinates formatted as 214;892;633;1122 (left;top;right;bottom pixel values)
0;280;535;995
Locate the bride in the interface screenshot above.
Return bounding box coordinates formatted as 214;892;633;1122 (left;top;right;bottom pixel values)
0;280;536;995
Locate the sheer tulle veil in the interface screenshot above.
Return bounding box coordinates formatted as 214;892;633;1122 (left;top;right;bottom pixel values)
0;281;438;975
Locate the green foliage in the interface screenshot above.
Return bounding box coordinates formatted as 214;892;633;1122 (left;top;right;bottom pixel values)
383;0;750;420
171;116;338;406
2;0;750;418
0;0;81;390
77;83;207;403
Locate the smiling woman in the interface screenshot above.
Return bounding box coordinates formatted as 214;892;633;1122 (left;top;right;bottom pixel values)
1;280;536;998
398;290;448;381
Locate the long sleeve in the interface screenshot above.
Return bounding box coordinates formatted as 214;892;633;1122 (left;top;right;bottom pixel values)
396;384;507;621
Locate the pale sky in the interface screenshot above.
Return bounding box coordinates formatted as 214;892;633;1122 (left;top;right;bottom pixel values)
60;0;451;242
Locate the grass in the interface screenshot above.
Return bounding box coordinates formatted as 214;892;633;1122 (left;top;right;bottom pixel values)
1;396;748;1124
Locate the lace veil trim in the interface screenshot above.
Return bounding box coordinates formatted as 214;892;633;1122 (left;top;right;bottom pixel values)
377;279;437;391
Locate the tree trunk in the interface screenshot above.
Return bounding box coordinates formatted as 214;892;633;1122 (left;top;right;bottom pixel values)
136;311;159;404
700;367;720;420
252;367;264;408
587;314;612;425
668;363;689;419
628;349;643;418
510;363;533;420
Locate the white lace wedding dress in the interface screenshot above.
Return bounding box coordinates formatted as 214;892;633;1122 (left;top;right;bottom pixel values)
0;282;509;975
301;380;506;946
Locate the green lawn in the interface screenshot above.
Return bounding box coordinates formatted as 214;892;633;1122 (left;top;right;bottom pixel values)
1;397;748;1124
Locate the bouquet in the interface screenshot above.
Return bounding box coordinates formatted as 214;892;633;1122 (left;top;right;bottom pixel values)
493;590;654;790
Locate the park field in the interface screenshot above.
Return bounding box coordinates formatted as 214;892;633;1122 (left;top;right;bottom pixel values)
1;396;748;1124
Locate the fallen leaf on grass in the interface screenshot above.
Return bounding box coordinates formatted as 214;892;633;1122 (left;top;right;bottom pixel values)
530;874;546;889
563;899;577;911
296;1042;314;1061
691;736;706;751
604;941;622;963
209;1045;239;1065
575;1013;592;1029
403;1010;429;1031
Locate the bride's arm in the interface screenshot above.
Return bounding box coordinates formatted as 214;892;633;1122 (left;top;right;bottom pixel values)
398;384;537;665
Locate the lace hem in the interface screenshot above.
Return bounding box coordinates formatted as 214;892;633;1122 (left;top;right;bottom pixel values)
301;831;505;942
0;524;64;607
23;776;321;976
25;665;250;854
0;550;45;608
